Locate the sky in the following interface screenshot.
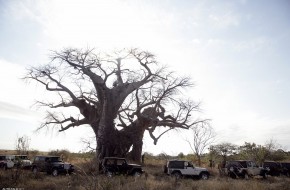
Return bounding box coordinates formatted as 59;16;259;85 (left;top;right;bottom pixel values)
0;0;290;155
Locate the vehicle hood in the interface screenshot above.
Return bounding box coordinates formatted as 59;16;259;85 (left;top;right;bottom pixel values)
21;159;32;165
194;167;208;171
128;164;142;168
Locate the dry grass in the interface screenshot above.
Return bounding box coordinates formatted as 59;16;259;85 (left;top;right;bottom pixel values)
1;155;290;190
1;167;290;190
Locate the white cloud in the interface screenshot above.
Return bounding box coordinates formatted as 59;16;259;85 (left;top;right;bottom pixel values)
0;101;40;123
0;59;28;104
7;0;178;51
0;59;45;126
234;37;272;53
209;12;240;29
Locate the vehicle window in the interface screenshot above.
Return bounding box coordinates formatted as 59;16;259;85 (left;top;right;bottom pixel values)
17;155;28;160
169;161;184;169
188;162;193;167
106;160;113;165
240;162;247;168
117;159;126;165
247;162;253;167
6;155;14;161
50;157;61;162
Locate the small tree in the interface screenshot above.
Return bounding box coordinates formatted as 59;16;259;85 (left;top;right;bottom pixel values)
209;142;237;166
239;139;282;165
15;135;30;155
178;152;185;159
186;123;216;166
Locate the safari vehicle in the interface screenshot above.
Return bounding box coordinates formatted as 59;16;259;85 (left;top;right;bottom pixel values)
13;155;32;169
164;160;210;180
225;160;268;179
262;161;284;176
0;155;14;169
32;155;74;176
100;157;143;177
281;162;290;177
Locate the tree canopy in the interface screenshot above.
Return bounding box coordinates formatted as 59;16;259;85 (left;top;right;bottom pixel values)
25;48;207;161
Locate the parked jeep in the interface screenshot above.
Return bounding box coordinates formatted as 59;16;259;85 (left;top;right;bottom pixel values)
0;155;14;170
281;162;290;177
13;155;32;169
164;160;210;180
225;160;268;179
262;161;284;176
100;157;143;177
32;155;74;176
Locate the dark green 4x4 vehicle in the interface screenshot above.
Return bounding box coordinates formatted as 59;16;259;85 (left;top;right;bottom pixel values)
32;155;74;176
100;157;143;177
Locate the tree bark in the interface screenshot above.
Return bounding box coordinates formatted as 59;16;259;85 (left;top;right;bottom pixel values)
130;139;143;163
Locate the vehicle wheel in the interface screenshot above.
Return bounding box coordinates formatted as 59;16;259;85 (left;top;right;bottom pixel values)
243;173;249;180
106;171;113;178
263;172;268;179
229;172;237;179
52;169;58;176
163;165;168;173
172;171;182;179
200;172;209;180
133;171;142;177
4;164;7;170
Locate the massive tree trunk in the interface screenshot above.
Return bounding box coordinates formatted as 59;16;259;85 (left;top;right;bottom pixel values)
95;121;145;162
95;91;121;159
124;127;145;163
116;118;150;163
130;137;144;163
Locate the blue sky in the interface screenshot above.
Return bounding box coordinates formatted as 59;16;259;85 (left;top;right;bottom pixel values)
0;0;289;155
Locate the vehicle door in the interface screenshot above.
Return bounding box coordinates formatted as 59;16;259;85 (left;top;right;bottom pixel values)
181;161;197;175
104;159;118;173
117;159;128;174
247;161;260;175
40;157;49;171
5;155;15;168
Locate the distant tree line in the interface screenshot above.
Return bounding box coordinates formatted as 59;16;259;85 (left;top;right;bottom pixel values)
146;140;290;167
208;140;289;166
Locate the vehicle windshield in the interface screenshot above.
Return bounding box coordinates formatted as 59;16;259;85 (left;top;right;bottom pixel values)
188;162;194;167
116;159;127;165
50;157;62;162
15;155;28;160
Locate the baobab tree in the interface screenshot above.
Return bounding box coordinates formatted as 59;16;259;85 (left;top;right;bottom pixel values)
25;48;207;162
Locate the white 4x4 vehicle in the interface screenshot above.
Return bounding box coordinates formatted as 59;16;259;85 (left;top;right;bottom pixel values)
164;160;210;180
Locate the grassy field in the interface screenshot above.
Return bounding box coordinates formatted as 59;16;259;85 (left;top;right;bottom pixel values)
1;157;290;190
